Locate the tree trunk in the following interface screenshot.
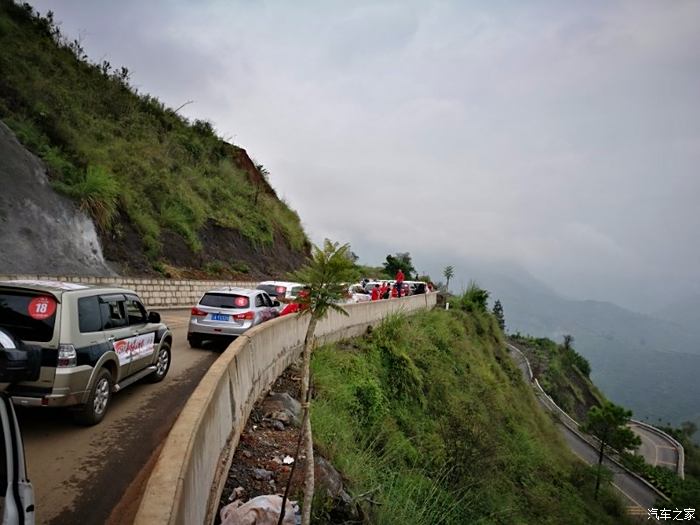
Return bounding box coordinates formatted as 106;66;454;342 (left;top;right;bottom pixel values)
594;439;605;500
300;315;318;525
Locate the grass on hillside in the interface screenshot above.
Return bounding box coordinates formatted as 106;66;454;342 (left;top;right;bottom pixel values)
0;1;307;259
310;309;632;524
510;334;604;421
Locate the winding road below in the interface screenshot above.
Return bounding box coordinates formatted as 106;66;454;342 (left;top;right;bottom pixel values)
629;421;681;474
507;342;669;516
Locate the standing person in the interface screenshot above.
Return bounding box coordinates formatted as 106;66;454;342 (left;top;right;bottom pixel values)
391;284;399;298
371;284;381;301
395;269;405;297
381;282;390;300
280;289;309;316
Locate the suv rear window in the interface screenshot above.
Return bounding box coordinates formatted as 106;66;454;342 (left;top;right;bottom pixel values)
78;296;102;333
0;291;57;342
200;293;250;309
256;284;278;297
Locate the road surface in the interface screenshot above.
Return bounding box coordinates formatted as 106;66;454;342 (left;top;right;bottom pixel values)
629;422;679;472
18;310;221;525
507;343;664;515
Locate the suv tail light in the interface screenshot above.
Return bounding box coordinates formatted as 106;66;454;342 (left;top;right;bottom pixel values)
58;344;77;368
191;307;207;317
233;311;255;321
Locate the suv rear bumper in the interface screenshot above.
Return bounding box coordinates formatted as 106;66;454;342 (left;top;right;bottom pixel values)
11;391;85;407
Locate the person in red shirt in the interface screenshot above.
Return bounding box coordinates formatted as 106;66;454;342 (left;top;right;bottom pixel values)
379;282;389;300
279;301;300;316
391;284;399;298
371;284;381;301
395;270;405;297
280;289;310;315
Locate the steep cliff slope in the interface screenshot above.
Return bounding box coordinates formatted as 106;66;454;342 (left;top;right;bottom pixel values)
0;121;115;275
310;310;632;524
0;1;309;277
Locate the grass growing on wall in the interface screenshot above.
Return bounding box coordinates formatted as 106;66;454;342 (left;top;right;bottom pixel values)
310;309;633;524
0;1;307;256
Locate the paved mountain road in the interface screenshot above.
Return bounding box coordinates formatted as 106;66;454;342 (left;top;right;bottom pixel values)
507;343;664;515
18;310;220;525
629;421;680;471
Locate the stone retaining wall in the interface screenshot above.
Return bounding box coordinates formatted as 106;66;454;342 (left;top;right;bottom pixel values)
0;274;256;308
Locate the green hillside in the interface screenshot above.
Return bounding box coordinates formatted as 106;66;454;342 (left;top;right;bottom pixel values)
310;308;632;524
0;1;308;276
510;334;606;421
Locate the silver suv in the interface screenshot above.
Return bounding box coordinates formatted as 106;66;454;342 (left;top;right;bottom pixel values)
0;280;172;425
187;287;279;347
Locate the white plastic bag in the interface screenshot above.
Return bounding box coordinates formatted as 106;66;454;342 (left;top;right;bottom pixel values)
220;495;299;525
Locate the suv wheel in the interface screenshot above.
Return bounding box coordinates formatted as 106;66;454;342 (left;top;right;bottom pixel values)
74;368;113;426
188;333;203;348
147;341;171;383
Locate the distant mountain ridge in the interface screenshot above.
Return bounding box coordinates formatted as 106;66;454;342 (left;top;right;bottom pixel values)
458;263;700;434
653;294;700;338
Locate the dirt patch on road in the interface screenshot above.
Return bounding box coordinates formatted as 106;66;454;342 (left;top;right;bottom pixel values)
45;354;217;525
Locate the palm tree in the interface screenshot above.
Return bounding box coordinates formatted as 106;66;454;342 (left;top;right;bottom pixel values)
443;265;454;292
286;239;357;525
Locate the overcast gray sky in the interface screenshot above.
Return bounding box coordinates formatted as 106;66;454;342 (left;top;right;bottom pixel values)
32;0;700;312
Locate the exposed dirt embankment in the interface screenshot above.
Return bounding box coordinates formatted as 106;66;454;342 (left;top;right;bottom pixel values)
0;121;307;279
0;121;115;276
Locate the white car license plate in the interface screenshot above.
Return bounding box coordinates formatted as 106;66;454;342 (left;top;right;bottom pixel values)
211;313;229;322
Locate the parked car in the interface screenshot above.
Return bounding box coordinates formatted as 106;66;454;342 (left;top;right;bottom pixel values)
256;281;305;301
0;328;36;524
363;280;391;293
187;288;280;347
347;284;371;303
0;280;172;425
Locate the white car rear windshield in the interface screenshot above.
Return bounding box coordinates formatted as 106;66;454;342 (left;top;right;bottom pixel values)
256;284;286;297
200;293;250;309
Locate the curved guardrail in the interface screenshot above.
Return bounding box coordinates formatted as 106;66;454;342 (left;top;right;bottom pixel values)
507;343;677;502
134;293;436;525
630;419;685;479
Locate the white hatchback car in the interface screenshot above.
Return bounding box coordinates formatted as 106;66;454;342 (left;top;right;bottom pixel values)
187;288;280;347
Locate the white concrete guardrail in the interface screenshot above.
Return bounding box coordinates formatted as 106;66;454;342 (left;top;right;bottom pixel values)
629;419;685;480
506;343;675;502
134;293;437;525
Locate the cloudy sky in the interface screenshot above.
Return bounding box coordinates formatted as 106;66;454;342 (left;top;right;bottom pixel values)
32;0;700;312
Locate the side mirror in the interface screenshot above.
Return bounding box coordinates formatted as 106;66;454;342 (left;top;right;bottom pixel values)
148;311;161;324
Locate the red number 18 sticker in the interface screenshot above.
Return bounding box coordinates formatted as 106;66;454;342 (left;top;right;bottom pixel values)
28;296;57;320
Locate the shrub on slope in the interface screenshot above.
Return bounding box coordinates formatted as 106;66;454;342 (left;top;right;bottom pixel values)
0;1;307;263
311;309;631;524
